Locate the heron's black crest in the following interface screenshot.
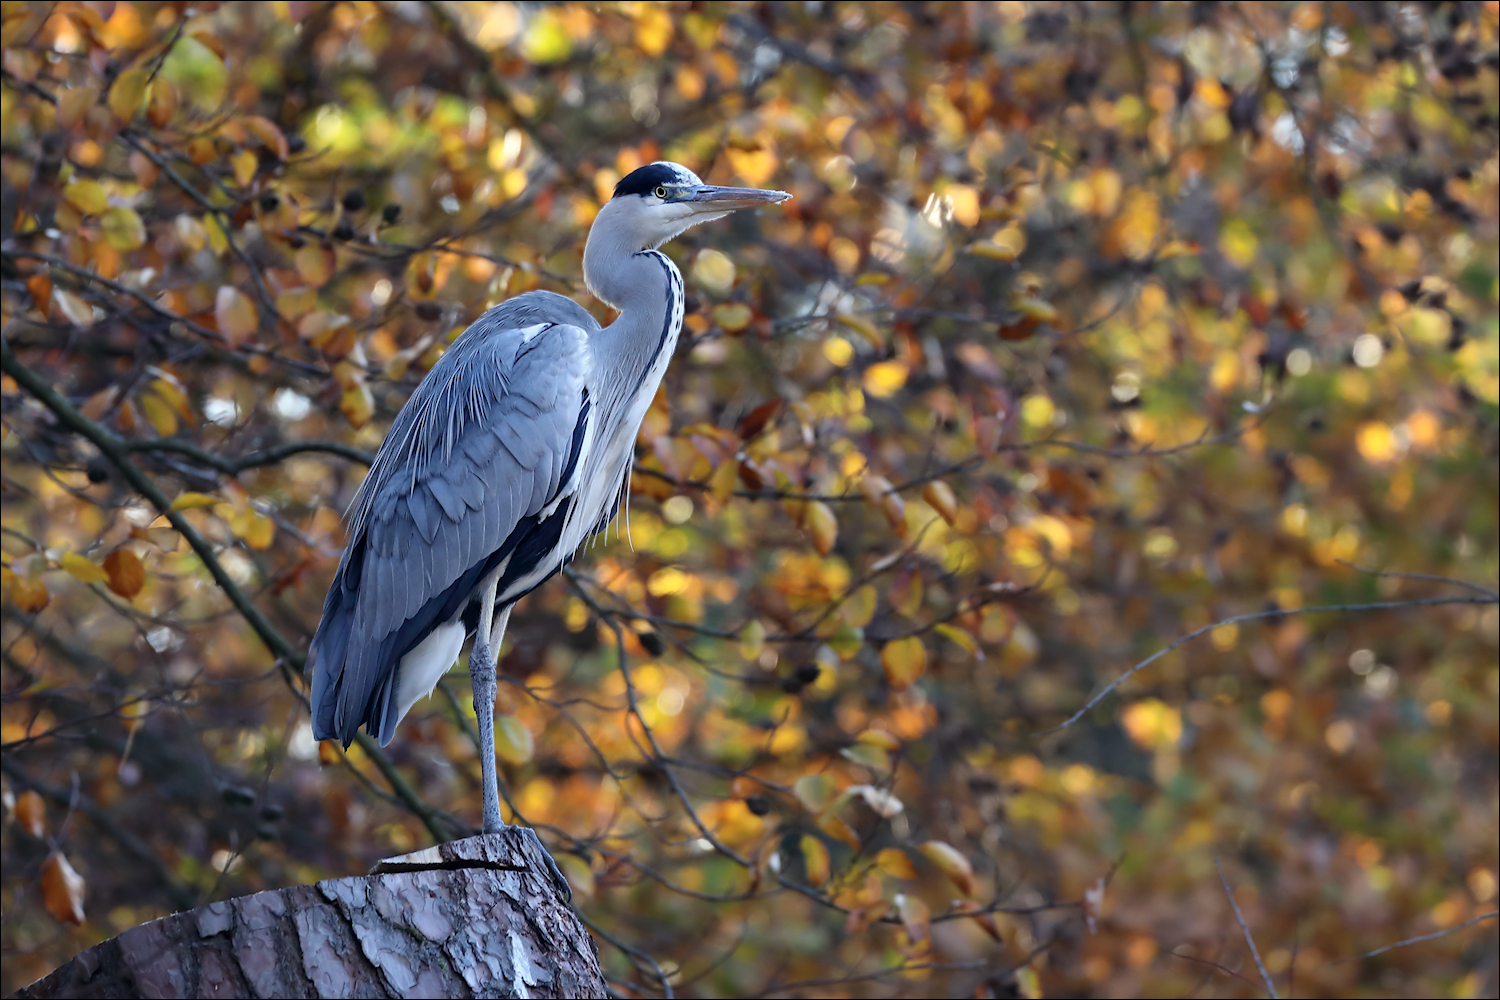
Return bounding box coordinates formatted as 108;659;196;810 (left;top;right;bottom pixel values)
614;161;697;199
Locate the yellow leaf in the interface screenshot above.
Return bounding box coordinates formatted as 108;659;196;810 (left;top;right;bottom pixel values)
275;287;318;320
876;847;917;879
834;313;884;348
57;83;99;129
843;585;877;628
232;511;275;551
806;501;837;555
857;728;901;750
1014;296;1058;323
215;286;258;345
800;834;831;885
862;360;908;399
41;852;86;925
933;623;979;658
101;207;146;250
819;813;862;850
102;549;145;598
712;303;753;332
495;715;534;764
138;392;177;437
108;65;148;122
633;4;673;56
340;383;374;428
968;240;1018;262
296;243;335;286
170;492;221;511
61;553;109;585
918;840;976;897
881;636;927;690
63;180;108;215
231;148;258;188
709;457;739;503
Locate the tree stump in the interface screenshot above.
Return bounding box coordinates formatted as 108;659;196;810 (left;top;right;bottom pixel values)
13;831;606;999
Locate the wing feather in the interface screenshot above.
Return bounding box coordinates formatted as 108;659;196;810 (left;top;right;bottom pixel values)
308;301;597;747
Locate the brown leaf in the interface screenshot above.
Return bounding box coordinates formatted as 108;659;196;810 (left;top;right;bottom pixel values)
215;286;258;345
147;79;177;128
918;840;976;897
244;115;289;161
57;83;99;129
736;398;783;440
15;790;46;837
102;549;145;598
894;893;930;948
41;852;86;925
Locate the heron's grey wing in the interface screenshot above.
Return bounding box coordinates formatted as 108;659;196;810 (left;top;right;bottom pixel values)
309;318;592;746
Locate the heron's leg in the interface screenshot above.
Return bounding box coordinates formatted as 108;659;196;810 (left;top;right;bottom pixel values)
470;598;572;900
470;578;505;834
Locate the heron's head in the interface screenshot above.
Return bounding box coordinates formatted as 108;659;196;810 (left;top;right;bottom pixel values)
597;161;791;251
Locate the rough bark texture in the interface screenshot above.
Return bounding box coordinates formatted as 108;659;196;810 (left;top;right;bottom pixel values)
13;832;605;999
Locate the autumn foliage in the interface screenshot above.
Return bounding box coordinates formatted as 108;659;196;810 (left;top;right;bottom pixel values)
2;2;1498;997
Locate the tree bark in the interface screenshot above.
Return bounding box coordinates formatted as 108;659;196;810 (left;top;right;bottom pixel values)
12;832;606;999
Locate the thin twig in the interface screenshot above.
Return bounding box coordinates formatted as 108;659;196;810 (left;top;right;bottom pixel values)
1334;909;1499;964
1215;858;1279;999
1042;593;1497;734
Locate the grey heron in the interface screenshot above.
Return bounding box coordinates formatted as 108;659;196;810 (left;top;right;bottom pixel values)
308;162;790;891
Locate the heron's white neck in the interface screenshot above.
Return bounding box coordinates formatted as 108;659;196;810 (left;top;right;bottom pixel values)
584;243;682;398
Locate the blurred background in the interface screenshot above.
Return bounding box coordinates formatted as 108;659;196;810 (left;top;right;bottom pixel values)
1;2;1497;996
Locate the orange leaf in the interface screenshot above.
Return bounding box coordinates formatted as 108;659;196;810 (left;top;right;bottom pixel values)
819;814;862;850
9;575;49;613
922;480;958;525
25;273;51;313
40;852;86;925
876;847;917;879
215;286;258;345
15;790;46;837
102;549;145;598
147;79;177;128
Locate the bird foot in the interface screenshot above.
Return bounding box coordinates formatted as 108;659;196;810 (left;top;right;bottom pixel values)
490;823;573;903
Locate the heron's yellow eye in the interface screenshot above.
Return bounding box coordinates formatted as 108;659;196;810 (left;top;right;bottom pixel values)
654;186;668;199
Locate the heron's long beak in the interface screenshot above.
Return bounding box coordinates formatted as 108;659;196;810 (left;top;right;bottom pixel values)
683;185;792;212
